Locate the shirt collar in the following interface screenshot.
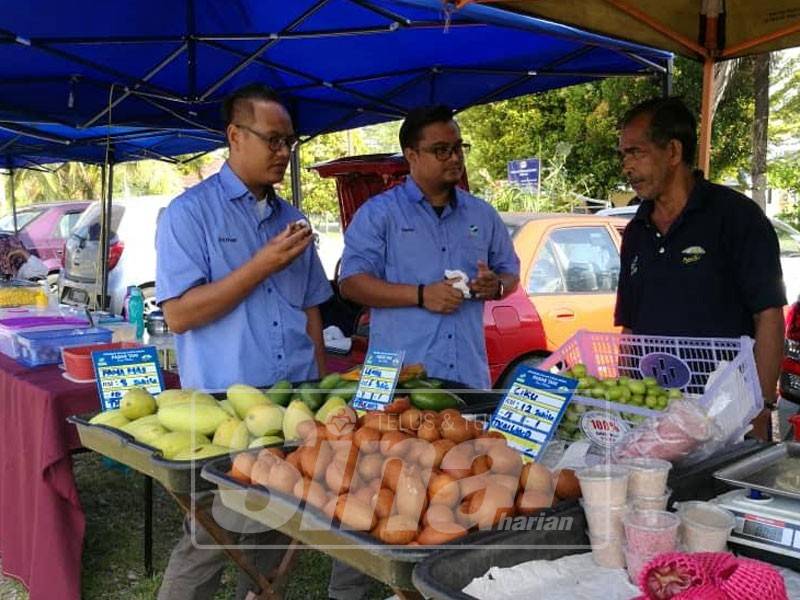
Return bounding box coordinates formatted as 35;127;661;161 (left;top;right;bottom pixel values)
631;169;708;225
403;176;459;209
219;161;250;201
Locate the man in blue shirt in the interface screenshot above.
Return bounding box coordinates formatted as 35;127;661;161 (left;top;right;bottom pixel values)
156;84;331;600
331;105;519;600
339;105;519;390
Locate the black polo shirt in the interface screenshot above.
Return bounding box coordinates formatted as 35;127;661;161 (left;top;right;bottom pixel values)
615;174;786;337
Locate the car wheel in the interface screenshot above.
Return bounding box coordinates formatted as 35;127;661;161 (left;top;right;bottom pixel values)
140;286;159;316
498;353;549;391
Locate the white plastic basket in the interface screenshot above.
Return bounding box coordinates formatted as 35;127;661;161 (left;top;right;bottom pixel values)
540;330;761;441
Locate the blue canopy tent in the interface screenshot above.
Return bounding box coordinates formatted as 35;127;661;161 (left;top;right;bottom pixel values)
0;0;671;311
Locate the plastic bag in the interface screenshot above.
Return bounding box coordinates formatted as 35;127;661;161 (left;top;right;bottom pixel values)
613;399;715;462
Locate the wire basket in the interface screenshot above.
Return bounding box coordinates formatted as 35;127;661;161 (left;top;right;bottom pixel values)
540;330;761;443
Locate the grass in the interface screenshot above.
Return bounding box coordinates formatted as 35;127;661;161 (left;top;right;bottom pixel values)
1;452;393;599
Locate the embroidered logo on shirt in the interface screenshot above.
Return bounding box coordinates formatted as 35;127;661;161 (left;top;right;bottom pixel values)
631;255;639;276
218;236;238;243
681;246;705;265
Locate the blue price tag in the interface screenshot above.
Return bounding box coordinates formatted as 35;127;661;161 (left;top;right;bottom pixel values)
351;349;405;412
488;366;577;461
92;346;165;411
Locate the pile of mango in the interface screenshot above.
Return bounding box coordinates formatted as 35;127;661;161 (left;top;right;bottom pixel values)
87;368;462;461
558;363;683;441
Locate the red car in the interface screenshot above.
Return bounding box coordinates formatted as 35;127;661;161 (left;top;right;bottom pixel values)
314;155;626;388
780;301;800;403
0;201;90;278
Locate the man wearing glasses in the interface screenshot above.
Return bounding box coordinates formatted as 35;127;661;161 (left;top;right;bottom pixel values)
155;83;331;599
333;104;520;598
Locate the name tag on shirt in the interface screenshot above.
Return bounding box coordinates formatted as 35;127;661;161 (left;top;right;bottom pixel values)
351;349;405;412
487;366;576;462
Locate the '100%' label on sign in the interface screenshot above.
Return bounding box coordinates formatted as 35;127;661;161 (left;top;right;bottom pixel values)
488;367;576;461
351;349;405;412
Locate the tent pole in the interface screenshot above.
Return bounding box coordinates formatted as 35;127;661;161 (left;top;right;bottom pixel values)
98;156;114;311
698;56;715;176
662;57;673;97
290;146;302;209
9;168;18;234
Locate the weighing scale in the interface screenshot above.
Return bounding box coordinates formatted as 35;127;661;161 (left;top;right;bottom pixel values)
713;442;800;570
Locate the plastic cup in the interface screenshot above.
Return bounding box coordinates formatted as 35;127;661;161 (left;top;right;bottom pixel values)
623;509;680;556
576;464;630;506
630;488;672;511
678;501;736;552
623;543;656;584
581;499;628;537
618;457;672;497
588;531;626;569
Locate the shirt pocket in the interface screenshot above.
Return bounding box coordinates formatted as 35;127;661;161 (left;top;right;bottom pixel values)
272;258;308;308
456;236;489;277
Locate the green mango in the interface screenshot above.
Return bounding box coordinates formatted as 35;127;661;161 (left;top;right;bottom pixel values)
152;431;210;459
283;399;314;441
315;396;348;424
226;384;270;419
120;387;156;420
318;373;343;391
244;404;285;437
155;389;193;408
265;380;293;406
410;390;461;411
298;382;325;412
249;435;284;449
157;402;229;436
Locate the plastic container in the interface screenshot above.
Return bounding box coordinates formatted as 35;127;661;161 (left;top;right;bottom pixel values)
588;531;626;568
677;501;735;552
630;488;671;511
540;332;762;440
576;464;630;506
62;341;141;380
619;457;672;497
623;543;653;583
0;315;88;358
101;321;137;342
623;509;679;557
580;499;627;537
15;327;112;367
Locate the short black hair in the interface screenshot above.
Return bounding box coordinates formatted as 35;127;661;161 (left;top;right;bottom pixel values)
221;83;285;128
621;97;697;166
399;105;456;150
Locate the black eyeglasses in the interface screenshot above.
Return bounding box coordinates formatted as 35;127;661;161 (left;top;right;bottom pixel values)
418;141;471;161
234;123;299;152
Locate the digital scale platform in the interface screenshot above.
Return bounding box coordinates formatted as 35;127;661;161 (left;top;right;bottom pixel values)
714;442;800;569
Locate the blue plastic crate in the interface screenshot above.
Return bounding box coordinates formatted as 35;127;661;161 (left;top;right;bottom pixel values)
15;327;112;367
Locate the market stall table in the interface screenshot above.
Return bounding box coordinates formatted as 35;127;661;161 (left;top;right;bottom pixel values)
0;352;177;600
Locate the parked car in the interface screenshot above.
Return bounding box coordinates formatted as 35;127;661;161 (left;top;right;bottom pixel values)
312;154;626;387
58;195;172;315
0;201;90;286
597;204;800;303
780;301;800;404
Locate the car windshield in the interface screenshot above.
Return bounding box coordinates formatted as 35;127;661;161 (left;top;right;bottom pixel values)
773;219;800;257
0;208;44;231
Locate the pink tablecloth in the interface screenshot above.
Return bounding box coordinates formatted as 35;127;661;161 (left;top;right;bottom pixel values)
0;353;99;599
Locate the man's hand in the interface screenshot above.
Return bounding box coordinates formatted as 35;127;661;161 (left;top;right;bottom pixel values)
469;260;500;299
254;223;312;275
423;280;464;314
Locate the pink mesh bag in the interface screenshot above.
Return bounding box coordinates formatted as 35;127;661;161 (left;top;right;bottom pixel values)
634;552;787;600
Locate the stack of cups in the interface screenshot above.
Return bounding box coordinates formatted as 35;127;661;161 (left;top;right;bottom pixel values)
576;464;630;568
619;457;672;510
623;509;681;582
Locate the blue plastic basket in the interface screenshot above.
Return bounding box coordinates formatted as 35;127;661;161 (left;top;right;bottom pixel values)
15;327;112;367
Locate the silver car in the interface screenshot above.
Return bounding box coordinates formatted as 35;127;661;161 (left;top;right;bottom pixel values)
58;195;172;315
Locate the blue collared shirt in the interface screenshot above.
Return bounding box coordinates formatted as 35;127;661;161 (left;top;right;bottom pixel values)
340;177;519;389
156;162;332;390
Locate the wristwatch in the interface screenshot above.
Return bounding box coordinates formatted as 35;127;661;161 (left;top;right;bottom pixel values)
494;280;504;300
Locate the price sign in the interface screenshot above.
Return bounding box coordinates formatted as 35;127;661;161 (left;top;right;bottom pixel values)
92;346;165;410
351;349;405;412
487;366;576;461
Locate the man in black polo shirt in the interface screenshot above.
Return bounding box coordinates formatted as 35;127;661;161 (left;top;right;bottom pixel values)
615;97;786;439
